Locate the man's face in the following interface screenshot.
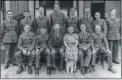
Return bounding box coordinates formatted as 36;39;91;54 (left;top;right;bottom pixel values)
7;12;13;19
39;8;44;15
68;27;74;34
70;9;75;16
54;5;60;12
40;29;46;34
54;24;60;31
95;13;100;19
80;24;86;32
24;25;30;33
85;9;90;16
110;10;116;18
24;12;30;18
95;25;101;33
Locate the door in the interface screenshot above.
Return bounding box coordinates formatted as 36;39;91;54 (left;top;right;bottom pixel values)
91;2;105;20
35;1;76;18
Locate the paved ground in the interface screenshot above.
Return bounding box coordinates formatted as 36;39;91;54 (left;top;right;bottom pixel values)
1;61;121;79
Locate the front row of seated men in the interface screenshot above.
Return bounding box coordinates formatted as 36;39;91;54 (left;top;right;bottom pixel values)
14;23;116;75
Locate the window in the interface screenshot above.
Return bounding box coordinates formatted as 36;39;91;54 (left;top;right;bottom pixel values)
1;0;6;21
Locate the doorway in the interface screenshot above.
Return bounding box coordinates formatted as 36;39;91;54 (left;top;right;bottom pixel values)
91;2;105;20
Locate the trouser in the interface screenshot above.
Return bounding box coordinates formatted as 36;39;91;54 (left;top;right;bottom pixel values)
14;50;35;67
92;48;113;67
35;48;51;68
78;48;92;68
108;40;119;61
4;43;17;65
50;47;65;69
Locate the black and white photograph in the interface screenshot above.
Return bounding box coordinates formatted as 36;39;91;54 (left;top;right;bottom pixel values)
0;0;121;79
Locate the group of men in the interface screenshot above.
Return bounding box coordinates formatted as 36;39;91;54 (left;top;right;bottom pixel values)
1;3;120;75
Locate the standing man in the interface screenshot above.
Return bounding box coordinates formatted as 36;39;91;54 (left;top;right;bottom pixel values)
48;24;65;74
65;7;79;33
78;24;92;75
20;10;34;33
35;7;50;34
14;25;35;74
1;10;19;69
50;3;65;35
80;8;93;33
90;25;116;73
106;9;121;64
92;12;107;36
35;28;51;75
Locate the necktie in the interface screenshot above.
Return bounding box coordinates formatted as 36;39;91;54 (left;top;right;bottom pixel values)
10;19;12;23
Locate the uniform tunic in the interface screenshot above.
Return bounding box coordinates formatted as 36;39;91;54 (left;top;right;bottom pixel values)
92;19;107;36
65;16;79;33
35;16;50;34
1;19;19;43
20;18;33;33
50;12;65;34
80;16;93;33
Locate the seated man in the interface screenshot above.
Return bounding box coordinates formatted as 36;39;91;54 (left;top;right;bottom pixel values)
15;25;35;74
48;24;65;74
90;24;116;73
35;28;51;75
78;24;92;75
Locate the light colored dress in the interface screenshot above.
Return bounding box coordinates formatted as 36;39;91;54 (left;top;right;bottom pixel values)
63;33;79;62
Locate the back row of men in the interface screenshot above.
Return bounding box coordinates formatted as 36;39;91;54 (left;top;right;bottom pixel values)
1;4;120;75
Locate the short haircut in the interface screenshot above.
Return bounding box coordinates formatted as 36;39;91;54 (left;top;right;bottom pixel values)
39;7;44;10
24;10;29;13
95;24;101;29
7;10;13;14
84;7;90;11
68;26;74;30
95;12;100;15
70;7;76;11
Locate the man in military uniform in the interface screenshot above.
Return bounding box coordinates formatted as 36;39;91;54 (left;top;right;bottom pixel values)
92;12;107;36
50;3;65;35
1;10;19;69
90;25;116;73
80;8;93;33
65;7;79;33
48;24;65;74
14;25;35;74
35;28;51;75
35;7;50;34
20;10;34;33
106;9;121;64
78;24;92;75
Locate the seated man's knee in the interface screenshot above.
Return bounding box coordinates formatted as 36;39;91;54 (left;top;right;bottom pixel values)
78;50;84;56
31;50;36;57
14;50;21;57
59;48;64;53
51;49;56;56
45;48;50;55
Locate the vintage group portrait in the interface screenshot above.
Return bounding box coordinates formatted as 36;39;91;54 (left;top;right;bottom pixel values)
0;0;121;79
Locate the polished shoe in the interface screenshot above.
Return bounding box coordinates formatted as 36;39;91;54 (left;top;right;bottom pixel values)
28;66;33;74
89;66;95;73
35;68;39;75
108;67;116;73
4;64;9;69
47;67;51;75
16;66;24;74
113;60;120;64
81;67;85;75
52;67;56;74
85;67;89;74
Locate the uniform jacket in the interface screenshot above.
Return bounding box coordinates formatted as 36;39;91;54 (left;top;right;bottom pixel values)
78;31;92;49
92;32;109;51
65;16;79;33
48;29;64;49
35;33;49;49
20;18;34;33
18;32;35;51
92;19;107;36
80;16;93;33
35;16;50;34
50;12;65;33
106;17;121;40
1;19;19;43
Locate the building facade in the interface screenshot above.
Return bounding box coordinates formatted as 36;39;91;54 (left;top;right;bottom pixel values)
1;0;121;24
